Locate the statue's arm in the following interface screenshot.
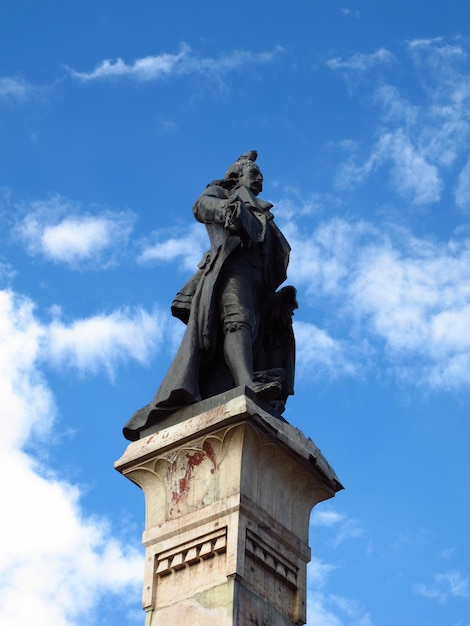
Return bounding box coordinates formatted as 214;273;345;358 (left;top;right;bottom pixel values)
193;186;230;225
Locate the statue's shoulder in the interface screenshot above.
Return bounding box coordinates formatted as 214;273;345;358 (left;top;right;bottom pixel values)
200;181;229;199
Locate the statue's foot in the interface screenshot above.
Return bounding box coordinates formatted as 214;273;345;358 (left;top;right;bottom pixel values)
249;380;282;401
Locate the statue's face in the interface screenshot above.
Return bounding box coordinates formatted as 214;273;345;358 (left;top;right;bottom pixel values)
238;163;263;196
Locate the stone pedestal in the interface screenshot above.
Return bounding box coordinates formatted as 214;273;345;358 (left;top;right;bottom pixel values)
115;387;343;625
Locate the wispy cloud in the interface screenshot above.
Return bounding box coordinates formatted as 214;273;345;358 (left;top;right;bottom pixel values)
137;223;209;272
270;187;334;220
310;509;345;527
331;37;470;209
326;48;394;73
307;511;372;625
340;8;360;18
413;570;470;604
67;43;284;83
284;217;368;297
348;233;470;389
455;156;470;210
0;75;35;102
406;36;444;50
285;218;470;391
336;130;442;205
306;558;344;626
294;320;360;380
0;289;144;625
307;559;373;626
311;507;365;548
13;196;136;268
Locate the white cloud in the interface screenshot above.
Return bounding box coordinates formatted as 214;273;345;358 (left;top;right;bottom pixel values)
329;596;373;626
306;513;372;626
137;223;209;272
440;548;455;559
45;307;167;378
0;75;34;101
295;321;359;380
0;455;143;625
406;38;468;74
386;132;442;204
306;558;342;626
346;238;470;389
0;291;52;449
0;261;17;283
326;48;394;73
337;131;442;205
340;8;359;18
271;188;330;220
311;509;345;527
285;218;370;297
406;37;444;50
67;43;283;83
0;288;144;626
455;157;470;210
307;567;373;626
330;519;365;548
373;84;418;126
307;593;344;626
286;218;470;391
14;196;136;268
311;507;365;548
332;37;470;209
159;118;178;133
68;45;189;81
42;219;114;260
413;570;470;604
350;236;470;371
308;557;338;589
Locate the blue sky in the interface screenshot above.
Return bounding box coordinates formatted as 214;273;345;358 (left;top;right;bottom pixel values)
1;1;470;625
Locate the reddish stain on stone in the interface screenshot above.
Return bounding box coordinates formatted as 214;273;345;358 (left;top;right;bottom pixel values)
171;450;204;502
177;477;187;495
170;444;218;503
203;440;217;473
188;450;205;467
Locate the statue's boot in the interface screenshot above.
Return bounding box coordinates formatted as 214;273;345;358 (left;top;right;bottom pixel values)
249;379;283;401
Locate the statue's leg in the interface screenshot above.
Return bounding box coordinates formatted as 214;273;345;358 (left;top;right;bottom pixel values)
218;254;281;400
219;259;257;387
222;325;282;401
223;323;254;386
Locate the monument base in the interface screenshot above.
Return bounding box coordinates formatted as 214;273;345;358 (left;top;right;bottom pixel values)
115;387;343;625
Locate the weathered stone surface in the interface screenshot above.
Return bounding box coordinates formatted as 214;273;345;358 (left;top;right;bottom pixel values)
115;389;343;625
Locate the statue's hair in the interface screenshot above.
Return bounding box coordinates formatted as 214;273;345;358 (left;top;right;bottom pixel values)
224;150;258;180
206;151;259;189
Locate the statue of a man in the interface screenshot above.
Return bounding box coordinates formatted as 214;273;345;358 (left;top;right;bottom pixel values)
124;151;297;441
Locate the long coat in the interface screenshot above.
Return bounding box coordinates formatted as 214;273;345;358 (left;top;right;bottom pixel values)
123;183;292;440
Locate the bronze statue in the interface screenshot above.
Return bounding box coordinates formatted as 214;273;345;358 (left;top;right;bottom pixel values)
124;151;297;441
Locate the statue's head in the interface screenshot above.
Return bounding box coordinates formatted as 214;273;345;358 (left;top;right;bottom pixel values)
225;150;263;196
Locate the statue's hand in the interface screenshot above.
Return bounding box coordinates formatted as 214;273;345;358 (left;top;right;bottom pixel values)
225;202;242;234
